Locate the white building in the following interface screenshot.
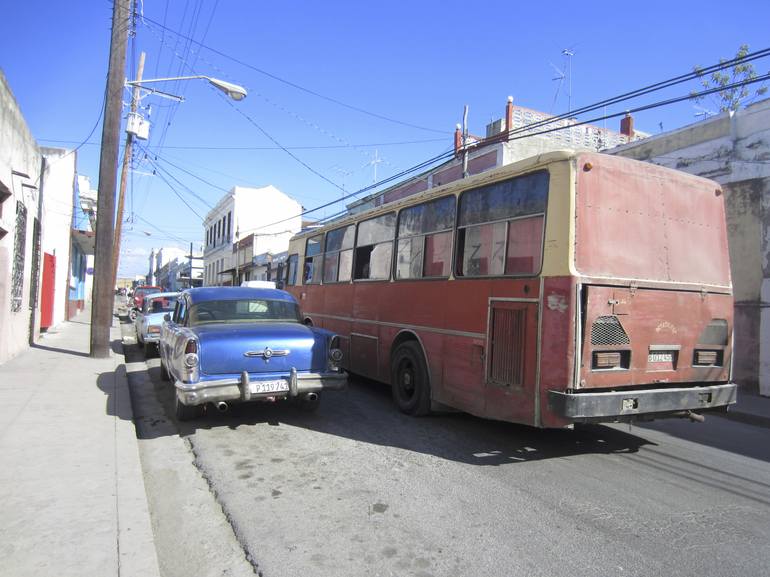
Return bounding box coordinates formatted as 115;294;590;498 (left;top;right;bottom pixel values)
203;185;302;286
0;72;92;363
151;246;187;289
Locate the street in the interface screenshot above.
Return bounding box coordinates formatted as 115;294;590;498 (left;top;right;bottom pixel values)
121;320;770;577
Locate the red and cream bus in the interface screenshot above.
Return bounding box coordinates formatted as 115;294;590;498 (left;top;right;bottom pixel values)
283;150;736;428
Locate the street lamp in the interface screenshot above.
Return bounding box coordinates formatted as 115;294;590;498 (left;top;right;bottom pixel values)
125;75;248;101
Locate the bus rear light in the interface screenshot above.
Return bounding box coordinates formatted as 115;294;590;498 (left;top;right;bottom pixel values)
694;349;722;366
592;351;629;370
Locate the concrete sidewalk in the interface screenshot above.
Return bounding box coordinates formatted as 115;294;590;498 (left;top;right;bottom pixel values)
0;305;160;577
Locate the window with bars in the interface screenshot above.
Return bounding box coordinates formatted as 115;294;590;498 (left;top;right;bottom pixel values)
11;201;27;312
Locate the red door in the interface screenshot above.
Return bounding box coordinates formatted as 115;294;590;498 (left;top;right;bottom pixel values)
40;253;56;330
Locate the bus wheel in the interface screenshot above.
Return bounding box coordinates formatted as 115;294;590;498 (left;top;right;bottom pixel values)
391;342;431;416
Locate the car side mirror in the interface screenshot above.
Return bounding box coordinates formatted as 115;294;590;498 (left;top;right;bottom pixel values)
164;313;171;322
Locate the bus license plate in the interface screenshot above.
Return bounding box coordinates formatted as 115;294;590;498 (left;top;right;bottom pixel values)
648;352;674;363
250;380;290;394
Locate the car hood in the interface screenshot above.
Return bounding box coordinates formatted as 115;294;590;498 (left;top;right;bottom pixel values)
192;322;328;375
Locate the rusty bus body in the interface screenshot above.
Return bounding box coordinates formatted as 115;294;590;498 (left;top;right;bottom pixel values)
284;150;736;427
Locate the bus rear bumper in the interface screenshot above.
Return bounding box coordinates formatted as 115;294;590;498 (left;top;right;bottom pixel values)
548;383;737;423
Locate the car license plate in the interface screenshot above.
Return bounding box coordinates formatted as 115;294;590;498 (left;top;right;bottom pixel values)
249;379;289;394
648;352;674;363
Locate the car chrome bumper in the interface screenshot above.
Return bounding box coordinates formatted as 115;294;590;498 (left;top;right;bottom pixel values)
548;383;737;422
175;368;348;406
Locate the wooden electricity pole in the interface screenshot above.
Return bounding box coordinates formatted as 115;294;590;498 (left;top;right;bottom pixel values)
112;51;145;288
90;0;130;358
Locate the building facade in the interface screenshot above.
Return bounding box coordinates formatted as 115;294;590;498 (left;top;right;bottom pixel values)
0;71;92;364
203;185;302;286
349;97;645;214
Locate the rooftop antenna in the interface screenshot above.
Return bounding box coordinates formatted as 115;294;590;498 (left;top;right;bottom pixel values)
368;149;383;184
694;105;716;120
562;48;574;115
549;62;566;114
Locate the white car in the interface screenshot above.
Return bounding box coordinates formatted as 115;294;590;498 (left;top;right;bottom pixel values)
134;291;179;356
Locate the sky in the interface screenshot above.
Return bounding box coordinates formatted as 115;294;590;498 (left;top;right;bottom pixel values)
1;0;769;277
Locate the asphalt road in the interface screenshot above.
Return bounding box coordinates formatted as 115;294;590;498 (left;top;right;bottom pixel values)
122;321;770;577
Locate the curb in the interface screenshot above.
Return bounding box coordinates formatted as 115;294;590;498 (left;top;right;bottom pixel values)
110;320;162;577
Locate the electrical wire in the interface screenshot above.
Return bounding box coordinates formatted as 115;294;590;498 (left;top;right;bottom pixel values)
238;68;770;235
139;14;449;135
135;145;216;210
506;47;770;138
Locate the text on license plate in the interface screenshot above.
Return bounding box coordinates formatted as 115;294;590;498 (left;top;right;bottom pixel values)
249;380;290;394
648;352;674;363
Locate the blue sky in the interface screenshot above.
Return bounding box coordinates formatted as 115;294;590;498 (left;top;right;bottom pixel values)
1;0;768;276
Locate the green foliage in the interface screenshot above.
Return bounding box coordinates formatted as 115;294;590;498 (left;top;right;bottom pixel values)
692;44;768;112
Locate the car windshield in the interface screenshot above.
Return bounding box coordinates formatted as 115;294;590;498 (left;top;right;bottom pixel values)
188;299;301;325
145;297;175;313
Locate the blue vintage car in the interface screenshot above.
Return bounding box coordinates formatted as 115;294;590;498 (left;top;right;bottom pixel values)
159;286;347;420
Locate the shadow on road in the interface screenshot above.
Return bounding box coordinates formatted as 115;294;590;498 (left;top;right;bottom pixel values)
119;319;653;467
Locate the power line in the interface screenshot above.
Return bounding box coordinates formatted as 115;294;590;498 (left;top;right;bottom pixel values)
37;137;446;150
507;47;770;138
139;14;449;135
507;71;770;144
240;65;770;235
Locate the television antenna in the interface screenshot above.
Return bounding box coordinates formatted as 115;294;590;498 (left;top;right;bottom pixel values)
562;48;574;115
694;105;716;119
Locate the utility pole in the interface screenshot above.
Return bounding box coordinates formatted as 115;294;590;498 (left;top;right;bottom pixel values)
91;0;130;358
462;105;469;178
112;51;145;290
235;227;240;286
189;241;193;288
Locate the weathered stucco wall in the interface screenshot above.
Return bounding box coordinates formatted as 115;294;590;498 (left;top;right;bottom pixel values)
611;98;770;392
0;69;42;364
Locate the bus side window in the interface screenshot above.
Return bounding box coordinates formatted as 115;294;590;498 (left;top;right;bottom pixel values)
396;195;455;279
456;170;548;277
323;225;355;283
304;234;324;285
354;213;395;281
286;254;298;286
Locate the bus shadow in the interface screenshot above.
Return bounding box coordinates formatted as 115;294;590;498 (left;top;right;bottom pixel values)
180;379;654;466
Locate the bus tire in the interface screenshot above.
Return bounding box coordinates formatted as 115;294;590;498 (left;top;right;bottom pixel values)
391;341;431;416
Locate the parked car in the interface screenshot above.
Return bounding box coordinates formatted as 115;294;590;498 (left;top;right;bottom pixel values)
134;291;180;356
129;285;162;321
159;286;347;420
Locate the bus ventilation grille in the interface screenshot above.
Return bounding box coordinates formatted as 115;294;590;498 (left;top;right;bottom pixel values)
591;316;630;345
489;307;525;386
